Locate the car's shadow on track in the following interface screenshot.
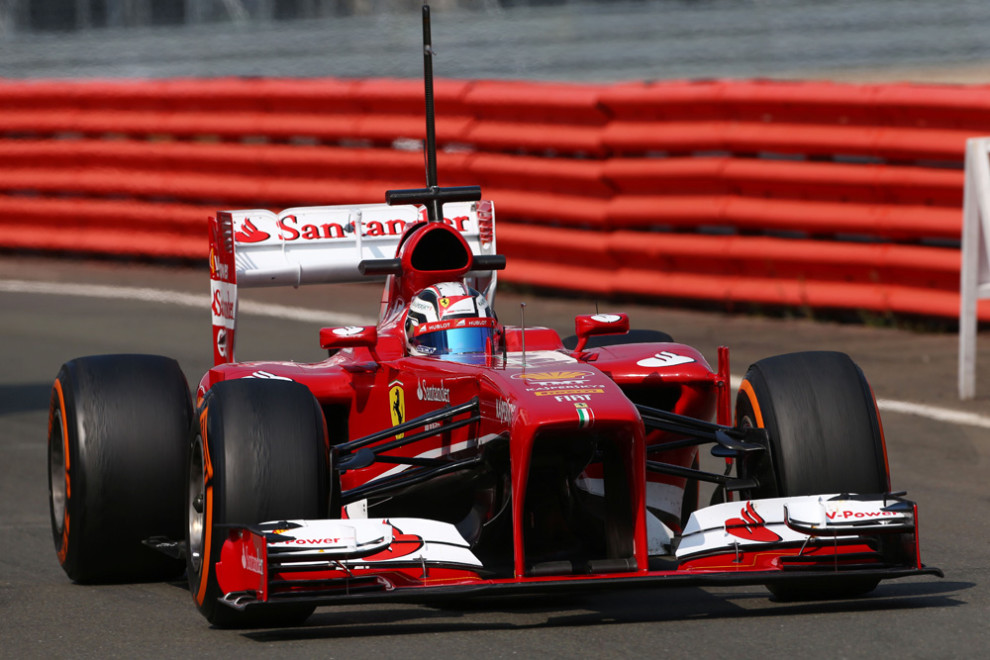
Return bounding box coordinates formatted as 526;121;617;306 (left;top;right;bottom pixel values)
240;580;968;642
0;383;52;416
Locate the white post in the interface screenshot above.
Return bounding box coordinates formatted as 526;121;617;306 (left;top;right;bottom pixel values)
958;138;990;399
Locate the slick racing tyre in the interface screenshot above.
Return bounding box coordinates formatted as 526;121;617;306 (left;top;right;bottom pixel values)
562;328;674;350
48;354;192;583
736;351;889;498
735;351;889;600
187;379;329;628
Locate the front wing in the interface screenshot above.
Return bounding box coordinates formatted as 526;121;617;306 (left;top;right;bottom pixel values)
214;494;941;611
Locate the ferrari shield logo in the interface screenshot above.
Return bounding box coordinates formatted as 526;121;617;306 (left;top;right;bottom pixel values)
389;383;405;439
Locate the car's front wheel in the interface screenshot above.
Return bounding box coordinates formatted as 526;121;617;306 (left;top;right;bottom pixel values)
735;351;889;600
187;378;329;627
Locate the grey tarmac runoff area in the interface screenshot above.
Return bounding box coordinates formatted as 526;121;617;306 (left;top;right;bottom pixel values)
1;255;988;658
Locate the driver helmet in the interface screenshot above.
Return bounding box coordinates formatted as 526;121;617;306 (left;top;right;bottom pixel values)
405;282;500;358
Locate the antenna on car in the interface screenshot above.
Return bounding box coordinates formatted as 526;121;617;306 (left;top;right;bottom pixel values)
361;4;506;280
422;4;439;199
384;3;481;223
519;302;527;371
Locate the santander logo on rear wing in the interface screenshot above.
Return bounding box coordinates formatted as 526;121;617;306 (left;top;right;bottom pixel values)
209;201;496;366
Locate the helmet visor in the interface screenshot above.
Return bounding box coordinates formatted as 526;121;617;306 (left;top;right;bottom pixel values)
409;318;498;356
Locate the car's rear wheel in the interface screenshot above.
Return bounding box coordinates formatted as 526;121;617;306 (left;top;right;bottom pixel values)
735;351;889;600
187;378;329;627
48;354;191;583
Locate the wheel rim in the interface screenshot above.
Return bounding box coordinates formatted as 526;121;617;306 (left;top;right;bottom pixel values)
49;408;66;536
187;434;206;573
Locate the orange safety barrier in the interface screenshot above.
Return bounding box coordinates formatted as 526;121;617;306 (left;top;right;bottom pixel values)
1;77;989;320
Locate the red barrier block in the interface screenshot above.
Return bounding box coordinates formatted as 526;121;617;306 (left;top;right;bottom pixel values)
464;121;604;156
722;198;961;241
0;166;422;207
0;194;211;232
600;80;888;126
716;80;882;125
0;139;430;180
0;224;204;259
607;194;961;241
613;269;971;320
607;231;960;291
495;222;615;272
602;120;972;162
870;83;990;131
602;79;990;132
603;158;727;195
0;77;367;114
598;81;728;122
503;258;975;320
353;78;471;117
483;189;608;227
727;123;970;163
502;258;614;296
467;153;609;197
463;80;608;125
613;156;968;205
0;108;469;146
0;195;208;258
500;222;959;292
119;78;362;114
720;159;963;206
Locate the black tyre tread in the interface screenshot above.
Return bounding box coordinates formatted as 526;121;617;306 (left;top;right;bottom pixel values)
188;378;328;628
49;354;191;583
737;351;888;498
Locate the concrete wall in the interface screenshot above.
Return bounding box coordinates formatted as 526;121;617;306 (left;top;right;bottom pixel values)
1;0;989;82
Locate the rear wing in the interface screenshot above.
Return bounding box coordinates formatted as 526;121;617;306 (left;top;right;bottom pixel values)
209;201;496;365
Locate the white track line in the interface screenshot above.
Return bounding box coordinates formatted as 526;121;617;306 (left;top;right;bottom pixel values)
5;278;989;430
0;279;376;326
874;399;990;429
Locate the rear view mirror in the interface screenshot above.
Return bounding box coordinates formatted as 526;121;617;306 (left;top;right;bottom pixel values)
572;313;630;352
320;325;378;351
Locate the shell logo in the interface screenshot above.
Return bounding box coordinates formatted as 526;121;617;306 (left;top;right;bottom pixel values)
512;371;590;381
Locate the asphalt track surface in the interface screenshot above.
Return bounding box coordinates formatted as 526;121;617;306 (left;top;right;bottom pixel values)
2;255;989;658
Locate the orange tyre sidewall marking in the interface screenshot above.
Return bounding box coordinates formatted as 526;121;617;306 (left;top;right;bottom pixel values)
737;379;765;428
195;407;214;606
52;379;71;564
868;384;892;490
740;376;890;491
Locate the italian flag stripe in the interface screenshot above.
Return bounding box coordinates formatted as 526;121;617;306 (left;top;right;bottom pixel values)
576;405;592;427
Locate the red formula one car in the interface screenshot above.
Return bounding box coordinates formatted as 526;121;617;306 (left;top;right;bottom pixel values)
47;6;939;628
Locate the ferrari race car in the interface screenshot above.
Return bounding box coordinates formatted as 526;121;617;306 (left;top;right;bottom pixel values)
47;190;942;626
47;6;939;628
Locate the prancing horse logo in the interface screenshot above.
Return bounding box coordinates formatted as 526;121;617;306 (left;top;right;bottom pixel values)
389;382;405;439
